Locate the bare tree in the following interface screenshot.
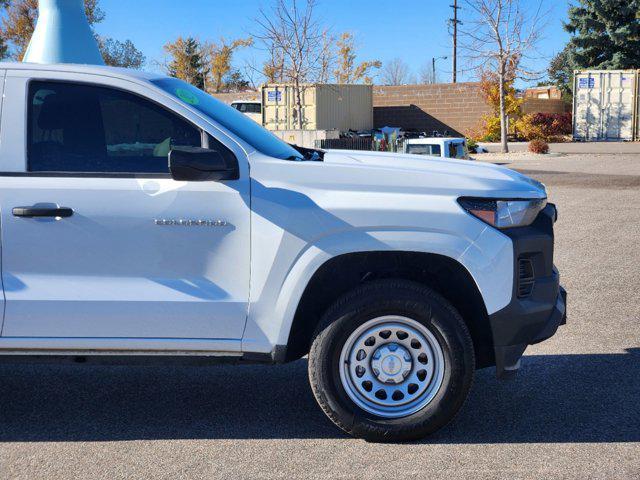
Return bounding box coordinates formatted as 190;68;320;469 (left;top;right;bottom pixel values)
419;62;441;84
419;64;432;84
262;44;286;83
241;56;263;90
254;0;326;129
316;30;336;83
459;0;547;152
380;57;414;85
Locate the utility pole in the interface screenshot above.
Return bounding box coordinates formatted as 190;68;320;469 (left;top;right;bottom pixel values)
450;0;462;83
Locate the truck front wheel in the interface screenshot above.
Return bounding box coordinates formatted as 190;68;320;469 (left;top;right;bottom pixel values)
308;279;475;442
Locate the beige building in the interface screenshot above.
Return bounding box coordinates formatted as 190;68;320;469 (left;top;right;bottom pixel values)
524;85;562;100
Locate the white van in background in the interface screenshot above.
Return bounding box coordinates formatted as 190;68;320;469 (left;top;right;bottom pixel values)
403;137;471;160
230;100;262;124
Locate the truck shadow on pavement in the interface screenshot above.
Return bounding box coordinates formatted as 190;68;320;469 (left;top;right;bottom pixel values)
0;349;638;443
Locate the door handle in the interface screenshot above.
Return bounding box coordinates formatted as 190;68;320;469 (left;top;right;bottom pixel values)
13;206;74;218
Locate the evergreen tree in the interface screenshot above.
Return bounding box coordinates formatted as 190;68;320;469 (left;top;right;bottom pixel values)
98;38;146;69
223;70;250;93
564;0;640;69
164;37;206;89
548;45;576;101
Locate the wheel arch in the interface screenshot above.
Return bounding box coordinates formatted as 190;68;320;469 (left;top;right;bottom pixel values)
284;250;495;368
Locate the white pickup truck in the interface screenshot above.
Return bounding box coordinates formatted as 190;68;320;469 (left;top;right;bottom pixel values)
230;100;262;124
403;137;470;160
0;62;566;442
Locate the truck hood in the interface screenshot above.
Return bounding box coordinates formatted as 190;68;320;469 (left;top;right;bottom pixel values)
320;149;546;199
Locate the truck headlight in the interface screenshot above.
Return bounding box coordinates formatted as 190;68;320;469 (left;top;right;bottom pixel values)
458;197;547;229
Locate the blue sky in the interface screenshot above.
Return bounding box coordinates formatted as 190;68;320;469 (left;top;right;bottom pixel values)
95;0;572;86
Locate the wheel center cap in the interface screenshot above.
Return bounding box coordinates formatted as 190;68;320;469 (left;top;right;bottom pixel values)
381;355;402;375
371;343;413;384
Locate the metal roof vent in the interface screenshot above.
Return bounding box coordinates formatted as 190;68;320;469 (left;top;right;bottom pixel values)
23;0;105;65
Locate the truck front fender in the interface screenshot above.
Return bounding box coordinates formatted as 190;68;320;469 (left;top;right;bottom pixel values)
241;227;513;355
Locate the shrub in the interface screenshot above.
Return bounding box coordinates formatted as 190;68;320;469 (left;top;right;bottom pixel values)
516;113;572;141
529;139;549;154
469;71;524;143
475;115;501;142
466;138;479;153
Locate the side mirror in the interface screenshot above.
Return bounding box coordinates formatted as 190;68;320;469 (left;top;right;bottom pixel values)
169;146;239;182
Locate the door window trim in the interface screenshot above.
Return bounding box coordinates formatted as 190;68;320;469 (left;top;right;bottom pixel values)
0;171;173;178
21;78;235;179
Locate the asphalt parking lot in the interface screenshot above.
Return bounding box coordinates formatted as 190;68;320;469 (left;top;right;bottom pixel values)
1;152;639;479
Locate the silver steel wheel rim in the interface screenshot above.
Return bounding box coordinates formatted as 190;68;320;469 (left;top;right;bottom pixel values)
339;316;445;419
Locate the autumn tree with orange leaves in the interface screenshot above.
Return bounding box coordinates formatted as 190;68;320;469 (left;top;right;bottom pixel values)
334;32;381;84
164;37;207;90
205;37;253;93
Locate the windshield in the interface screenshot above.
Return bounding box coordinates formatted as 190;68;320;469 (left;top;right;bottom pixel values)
151;78;302;160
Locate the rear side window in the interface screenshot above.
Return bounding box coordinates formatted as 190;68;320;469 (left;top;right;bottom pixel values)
28;81;202;174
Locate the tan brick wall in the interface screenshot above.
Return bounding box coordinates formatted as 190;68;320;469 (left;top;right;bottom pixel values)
373;83;490;136
522;98;571;115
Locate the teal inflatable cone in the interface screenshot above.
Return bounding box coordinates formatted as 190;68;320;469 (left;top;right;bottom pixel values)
23;0;105;65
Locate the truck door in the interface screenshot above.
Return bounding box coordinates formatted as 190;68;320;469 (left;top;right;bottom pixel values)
0;68;5;326
0;73;250;345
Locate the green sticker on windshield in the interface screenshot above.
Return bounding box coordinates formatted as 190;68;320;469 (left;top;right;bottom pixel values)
176;88;199;105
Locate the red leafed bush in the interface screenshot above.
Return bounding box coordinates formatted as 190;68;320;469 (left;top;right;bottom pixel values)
516;113;572;141
529;139;549;154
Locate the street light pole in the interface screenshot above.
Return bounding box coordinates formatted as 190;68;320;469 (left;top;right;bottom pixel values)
431;56;448;84
432;57;436;84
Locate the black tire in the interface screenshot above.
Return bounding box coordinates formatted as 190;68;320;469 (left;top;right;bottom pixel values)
308;279;475;442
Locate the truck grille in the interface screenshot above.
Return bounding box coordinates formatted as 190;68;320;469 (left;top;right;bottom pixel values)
517;257;535;298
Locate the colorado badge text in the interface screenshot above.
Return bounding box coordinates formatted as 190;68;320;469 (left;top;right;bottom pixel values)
154;219;229;227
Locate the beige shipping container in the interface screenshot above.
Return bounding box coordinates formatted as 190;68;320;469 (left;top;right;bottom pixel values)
261;84;373;132
637;70;640;141
270;129;340;148
573;70;637;141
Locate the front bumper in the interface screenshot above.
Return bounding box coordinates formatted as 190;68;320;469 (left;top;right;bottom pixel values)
488;203;567;378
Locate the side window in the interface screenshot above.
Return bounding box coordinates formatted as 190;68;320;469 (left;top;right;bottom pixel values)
449;143;457;159
233;103;261;114
28;81;202;174
430;144;442;157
